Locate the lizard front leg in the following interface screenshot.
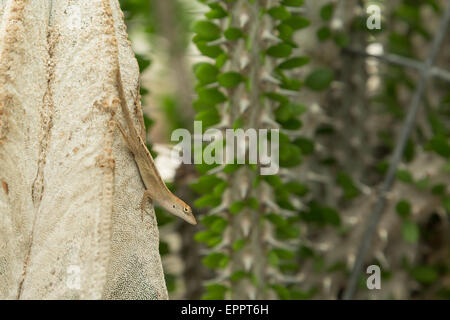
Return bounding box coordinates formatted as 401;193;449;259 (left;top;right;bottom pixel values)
131;86;147;141
140;190;153;221
114;120;138;154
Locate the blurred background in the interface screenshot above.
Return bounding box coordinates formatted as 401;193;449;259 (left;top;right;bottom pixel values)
118;0;450;300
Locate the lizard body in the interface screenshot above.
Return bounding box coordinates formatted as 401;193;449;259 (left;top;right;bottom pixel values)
115;69;196;225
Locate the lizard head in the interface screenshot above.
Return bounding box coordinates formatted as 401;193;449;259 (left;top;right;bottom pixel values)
166;198;197;225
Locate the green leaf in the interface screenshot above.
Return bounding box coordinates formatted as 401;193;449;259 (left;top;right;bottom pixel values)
266;43;293;58
196;43;224;58
279;134;302;167
197;87;227;105
194;230;222;247
191;175;223;194
336;172;360;200
396;169;414;183
410;266;438;285
194;63;219;85
202;284;228;300
265;92;290;104
275;103;292;122
230;270;248;282
276;223;300;239
396;200;411;218
444;161;450;173
267;6;291;20
143;113;154;132
195;109;221;129
232;117;244;130
293;137;315;155
246;197;259;210
268;250;280;267
135;54;151;72
322;207;341;226
211;218;228;233
403;139;416;162
232;239;246;251
301;201;340;226
154;207;175;226
290;289;317;300
205;5;228;19
316;26;331;41
276;23;294;41
281;0;304;6
263;175;283;189
201;215;223;227
299;245;315;258
426;135;450;158
279;144;302;167
223;163;242;174
305;68;334;91
284;181;309;196
193;20;221;41
443;196;450;213
280;77;302;91
284;16;310;30
320;3;334;21
266;213;288;228
194;194;221;208
278;56;310;69
224;27;243;40
215;53;229;68
230;201;245;214
333;32;350;47
376;161;389;174
159;241;170;256
271;248;295;260
402;220;419;243
202;253;229;269
431;184;445;196
271;285;291;300
218;72;244;88
415;177;429;190
213;181;228;197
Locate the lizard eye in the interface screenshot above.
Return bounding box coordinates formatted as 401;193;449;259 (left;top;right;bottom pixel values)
184;207;188;212
172;205;176;209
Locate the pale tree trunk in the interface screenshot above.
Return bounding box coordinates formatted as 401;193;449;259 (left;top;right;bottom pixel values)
0;0;167;299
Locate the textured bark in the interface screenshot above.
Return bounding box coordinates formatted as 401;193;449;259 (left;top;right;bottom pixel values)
0;0;167;300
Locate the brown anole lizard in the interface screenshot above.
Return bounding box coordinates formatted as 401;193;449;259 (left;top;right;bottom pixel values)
114;69;197;225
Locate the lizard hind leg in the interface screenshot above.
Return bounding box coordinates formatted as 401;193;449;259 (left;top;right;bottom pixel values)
140;189;154;221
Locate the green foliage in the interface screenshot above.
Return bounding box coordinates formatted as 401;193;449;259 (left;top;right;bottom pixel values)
202;284;228;300
267;43;293;58
193;20;221;41
396;200;411;218
314;2;350;47
336;172;360;200
402;220;420;243
190;0;317;300
320;3;334;21
278;56;310;69
202;253;229;269
217;72;244;88
301;201;341;227
410;266;439;285
305;68;334;91
121;0;450;300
